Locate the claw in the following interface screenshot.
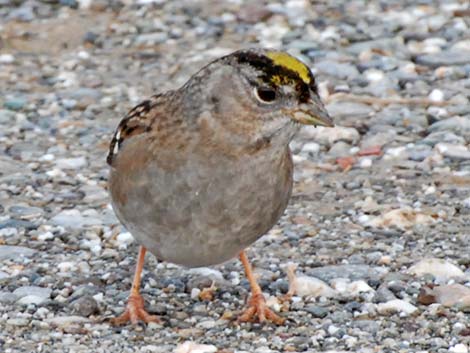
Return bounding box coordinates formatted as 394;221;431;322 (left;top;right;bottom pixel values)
238;293;285;325
111;293;160;326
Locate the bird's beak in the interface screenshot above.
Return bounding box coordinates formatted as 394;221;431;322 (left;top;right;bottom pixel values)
290;94;334;127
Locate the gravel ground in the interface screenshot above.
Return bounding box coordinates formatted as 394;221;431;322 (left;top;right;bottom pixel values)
1;0;470;352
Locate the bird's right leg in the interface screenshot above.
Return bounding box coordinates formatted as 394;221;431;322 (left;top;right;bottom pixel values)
111;246;160;325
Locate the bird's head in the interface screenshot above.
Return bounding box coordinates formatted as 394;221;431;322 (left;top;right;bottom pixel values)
183;48;334;148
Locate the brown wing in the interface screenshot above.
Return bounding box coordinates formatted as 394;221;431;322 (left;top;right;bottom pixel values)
107;94;165;166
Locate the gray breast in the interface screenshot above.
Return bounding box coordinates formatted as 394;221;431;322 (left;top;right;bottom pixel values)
110;147;293;267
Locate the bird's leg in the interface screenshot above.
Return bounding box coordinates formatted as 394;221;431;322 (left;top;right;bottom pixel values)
238;251;285;325
111;246;160;325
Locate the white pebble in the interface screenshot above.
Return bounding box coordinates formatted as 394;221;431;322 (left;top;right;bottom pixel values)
377;299;417;315
116;232;134;247
301;142;320;155
450;344;468;353
173;341;217;353
429;89;444;102
58;262;74;273
191;288;201;300
285;264;337;298
0;54;15;64
38;232;54;241
408;258;464;280
359;157;372;168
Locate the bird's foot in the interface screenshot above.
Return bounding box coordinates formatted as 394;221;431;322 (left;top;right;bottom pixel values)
110;293;160;325
238;293;285;325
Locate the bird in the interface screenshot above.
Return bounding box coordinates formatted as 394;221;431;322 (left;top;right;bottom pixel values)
107;48;333;325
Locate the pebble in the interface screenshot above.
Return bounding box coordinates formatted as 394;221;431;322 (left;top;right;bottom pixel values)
0;245;36;260
376;299;418;315
13;286;52;305
409;258;464;280
435;143;470;161
55;157;88;170
450;344;469;353
303;126;360;147
416;51;470;68
428;117;470;135
173;342;217;353
50;209;102;228
286;265;337;297
4;98;26;111
419;284;470;310
0;109;16;124
71;295;99;316
45;316;90;328
325;102;374;120
307;265;388;283
363;208;436;230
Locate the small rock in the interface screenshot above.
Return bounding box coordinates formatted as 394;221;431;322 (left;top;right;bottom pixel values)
315;61;359;79
306;264;388;282
0;245;36;260
13;286;52;304
409;258;464;280
50;209;102;228
0;109;16;124
45;316;90;328
435;143;470;160
173;341;217;353
377;299;417;315
4;98;26;111
325;101;374;120
450;344;469;353
428;117;470;135
0;291;18;304
55;157;88;170
286;264;337;298
331;279;374;296
71;295;99;317
363;207;436;230
416;51;470;68
0;54;15;64
7;318;30;327
302;126;360;147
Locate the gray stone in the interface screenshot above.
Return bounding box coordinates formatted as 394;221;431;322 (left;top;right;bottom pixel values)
346;38;405;56
55;157;88;170
325;101;374;119
8;6;35;21
6;318;30;327
315;61;359;79
0;109;16;124
0;291;18;304
305;305;329;318
416;51;470;68
306;265;388;282
0;219;37;230
50;209;102;228
13;286;52;304
436;143;470;160
421;131;465;146
71;295;99;317
135;32;168;45
0;245;36;261
428;117;470;136
408;144;432;161
328;141;351;158
8;206;43;220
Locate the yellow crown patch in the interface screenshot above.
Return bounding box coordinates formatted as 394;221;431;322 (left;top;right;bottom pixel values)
266;52;311;85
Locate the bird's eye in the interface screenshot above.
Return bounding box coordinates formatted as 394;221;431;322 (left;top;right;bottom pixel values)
254;87;277;104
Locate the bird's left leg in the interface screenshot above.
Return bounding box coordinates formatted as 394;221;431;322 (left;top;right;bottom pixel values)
237;250;285;325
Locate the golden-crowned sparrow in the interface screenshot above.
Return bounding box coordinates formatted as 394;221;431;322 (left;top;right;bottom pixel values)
107;48;333;325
